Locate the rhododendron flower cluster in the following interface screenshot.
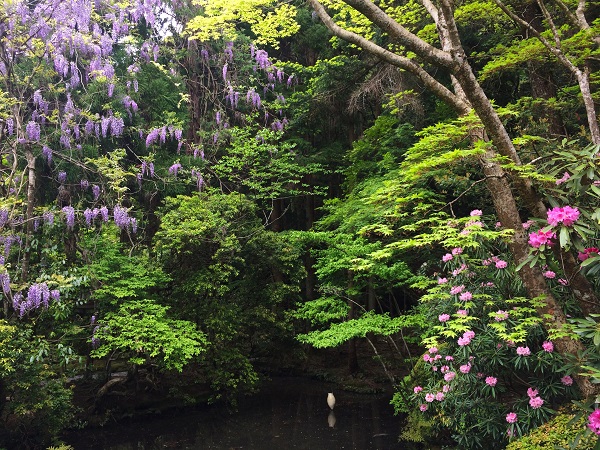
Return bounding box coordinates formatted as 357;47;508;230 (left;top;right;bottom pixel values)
546;206;580;227
578;247;599;261
458;330;475;346
542;341;554;352
560;375;573;386
528;229;556;248
450;285;464;295
485;376;497;387
588;410;600;435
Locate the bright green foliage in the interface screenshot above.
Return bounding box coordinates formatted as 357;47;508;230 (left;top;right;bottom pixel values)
345;115;415;190
186;0;299;47
210;127;324;205
506;406;596;450
91;299;206;371
86;149;137;199
298;311;419;348
83;228;170;307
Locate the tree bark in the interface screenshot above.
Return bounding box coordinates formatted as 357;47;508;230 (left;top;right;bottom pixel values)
21;149;36;282
479;145;595;396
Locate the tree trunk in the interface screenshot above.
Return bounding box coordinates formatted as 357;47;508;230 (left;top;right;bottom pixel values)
21;149;36;282
479;145;595;396
576;67;600;145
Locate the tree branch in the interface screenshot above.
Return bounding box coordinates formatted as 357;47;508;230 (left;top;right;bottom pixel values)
308;0;470;114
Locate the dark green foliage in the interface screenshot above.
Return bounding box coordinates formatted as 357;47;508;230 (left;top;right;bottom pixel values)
155;191;303;400
0;322;73;448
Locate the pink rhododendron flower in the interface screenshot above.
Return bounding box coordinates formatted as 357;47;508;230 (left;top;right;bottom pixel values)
578;247;600;261
439;314;450;322
460;364;471;373
458;337;470;346
517;346;531;356
444;371;456;382
442;384;450;393
429;347;438;354
442;253;453;262
522;220;534;229
485;376;497;386
495;260;508;269
542;341;554;352
528;229;556;248
435;392;444;401
445;355;454;361
464;330;475;340
529;396;544;409
441;365;449;373
423;354;431;362
588;410;600;435
543;270;556;279
450;285;464;295
555;172;571;185
527;388;538;398
561;375;573;386
452;247;463;255
547;206;580;227
425;393;435;402
419;404;428;412
459;291;473;301
558;278;569;286
495;310;509;321
456;309;468;316
496;259;508;269
438;277;448;284
506;412;518;423
452;264;468;276
470;209;483;216
414;386;423;393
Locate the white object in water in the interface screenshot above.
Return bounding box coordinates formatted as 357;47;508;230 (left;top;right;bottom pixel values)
327;392;336;410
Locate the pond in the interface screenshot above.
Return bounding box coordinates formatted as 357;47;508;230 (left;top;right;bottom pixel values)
64;376;406;449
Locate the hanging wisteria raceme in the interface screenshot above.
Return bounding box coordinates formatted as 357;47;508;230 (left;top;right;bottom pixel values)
113;205;137;232
12;282;60;318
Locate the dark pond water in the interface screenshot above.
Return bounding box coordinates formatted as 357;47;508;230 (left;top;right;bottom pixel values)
64;377;406;449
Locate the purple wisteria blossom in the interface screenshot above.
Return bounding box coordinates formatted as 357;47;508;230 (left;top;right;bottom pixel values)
26;121;40;141
113;205;130;229
62;206;75;229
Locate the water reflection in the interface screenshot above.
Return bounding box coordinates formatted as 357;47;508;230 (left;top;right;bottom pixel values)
65;377;403;449
327;410;336;428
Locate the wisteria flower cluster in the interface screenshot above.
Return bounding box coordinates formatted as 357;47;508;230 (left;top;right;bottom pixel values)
12;282;60;317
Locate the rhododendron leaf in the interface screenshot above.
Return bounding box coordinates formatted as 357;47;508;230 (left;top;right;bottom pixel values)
580;255;600;267
559;227;570;248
